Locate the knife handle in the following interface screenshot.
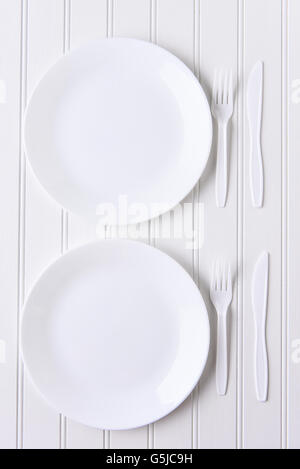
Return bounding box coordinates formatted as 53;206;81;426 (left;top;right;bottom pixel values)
255;324;268;401
250;138;263;208
215;123;228;208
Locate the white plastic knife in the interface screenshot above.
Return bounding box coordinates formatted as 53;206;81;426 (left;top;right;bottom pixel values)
247;61;264;208
252;251;269;402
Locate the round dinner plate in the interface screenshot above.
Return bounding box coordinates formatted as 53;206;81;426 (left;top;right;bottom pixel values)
21;240;210;430
24;38;212;222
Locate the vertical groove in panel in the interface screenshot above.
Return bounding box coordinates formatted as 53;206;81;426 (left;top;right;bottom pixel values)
17;0;28;450
197;0;238;449
195;0;201;447
104;231;111;450
281;0;288;449
147;423;154;450
150;0;157;44
107;0;114;37
286;0;300;449
192;0;200;449
67;0;108;449
243;0;282;448
148;0;157;450
60;0;71;450
103;428;110;449
237;0;245;449
104;0;114;450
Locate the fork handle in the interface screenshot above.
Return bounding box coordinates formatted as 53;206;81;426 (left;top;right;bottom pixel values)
216;313;228;395
216;123;228;208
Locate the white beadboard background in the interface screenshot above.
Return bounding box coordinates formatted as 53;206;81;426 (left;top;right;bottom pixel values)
0;0;299;449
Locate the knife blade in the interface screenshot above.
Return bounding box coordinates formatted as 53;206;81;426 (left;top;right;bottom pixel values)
252;251;269;402
247;61;264;208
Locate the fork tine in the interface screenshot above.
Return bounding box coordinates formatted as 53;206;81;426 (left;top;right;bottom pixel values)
222;69;228;104
210;262;214;292
224;70;230;104
228;69;233;103
212;69;218;104
211;68;234;108
216;261;221;290
213;261;217;290
221;263;226;290
227;263;232;292
217;69;223;104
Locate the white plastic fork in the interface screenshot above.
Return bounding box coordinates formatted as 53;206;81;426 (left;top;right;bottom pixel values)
211;69;233;208
210;262;232;395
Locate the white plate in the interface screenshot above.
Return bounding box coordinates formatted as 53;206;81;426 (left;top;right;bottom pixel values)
24;38;212;222
21;240;210;430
